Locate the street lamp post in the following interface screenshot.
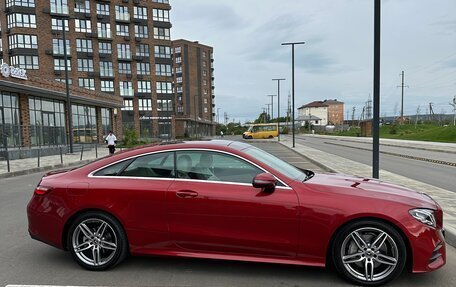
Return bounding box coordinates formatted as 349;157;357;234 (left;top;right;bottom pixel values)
267;94;277;120
62;19;73;153
272;78;285;141
282;41;305;148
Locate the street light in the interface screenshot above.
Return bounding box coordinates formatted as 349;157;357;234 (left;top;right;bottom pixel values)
282;41;305;148
61;18;73;153
272;78;285;141
267;94;277;120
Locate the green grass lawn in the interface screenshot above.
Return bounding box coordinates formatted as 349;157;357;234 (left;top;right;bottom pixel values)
334;124;456;143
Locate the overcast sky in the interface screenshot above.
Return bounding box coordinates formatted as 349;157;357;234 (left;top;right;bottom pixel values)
171;0;456;123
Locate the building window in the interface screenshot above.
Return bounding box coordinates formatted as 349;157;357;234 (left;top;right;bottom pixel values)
137;63;150;75
176;77;182;83
8;34;38;49
115;5;130;21
74;0;90;13
6;0;35;8
204;89;208;95
155;64;171;76
174;46;181;54
96;3;109;15
133;6;147;19
75;19;91;33
134;25;148;38
0;92;21;147
138;81;151;93
53;58;71;71
153;9;170;22
28;96;66;146
117;44;131;60
101;108;112;136
204;107;208;113
175;67;182;74
156;82;172;94
204;98;208;104
139;99;152;111
52;38;70;55
122;99;133;111
99;61;113;77
203;70;207;76
10;55;39;69
153;27;170;40
99;42;112;54
136;44;150;57
55;78;73;85
78;78;95;90
120;81;133;97
152;0;169;3
97;22;112;38
50;0;69;15
101;80;114;92
116;24;129;36
77;58;94;72
7;13;37;28
175;57;181;64
157;99;173;112
118;62;131;74
51;18;69;31
72;104;96;143
203;79;207;86
176;86;183;93
154;45;171;58
202;60;207;68
177;106;183;113
76;39;93;53
202;51;207;58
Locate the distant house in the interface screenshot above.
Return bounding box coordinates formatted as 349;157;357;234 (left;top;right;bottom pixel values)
298;99;344;125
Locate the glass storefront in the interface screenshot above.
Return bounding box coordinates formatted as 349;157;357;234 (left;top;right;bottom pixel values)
101;108;112;137
0;92;21;147
72;104;97;143
29;96;66;146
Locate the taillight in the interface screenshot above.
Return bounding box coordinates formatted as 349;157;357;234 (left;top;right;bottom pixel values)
34;186;53;196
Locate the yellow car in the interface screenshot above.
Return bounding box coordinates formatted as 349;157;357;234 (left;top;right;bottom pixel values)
243;123;279;139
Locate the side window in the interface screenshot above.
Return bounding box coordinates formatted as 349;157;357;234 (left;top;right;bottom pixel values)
120;152;174;178
93;159;133;176
176;151;263;184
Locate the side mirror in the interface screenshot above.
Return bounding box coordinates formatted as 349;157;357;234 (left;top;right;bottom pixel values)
252;173;276;192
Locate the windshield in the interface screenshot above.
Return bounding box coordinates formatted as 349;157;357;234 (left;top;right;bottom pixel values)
247;126;253;132
243;146;306;181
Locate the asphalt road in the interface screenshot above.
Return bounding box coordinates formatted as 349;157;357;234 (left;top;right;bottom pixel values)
1;166;455;286
294;135;456;191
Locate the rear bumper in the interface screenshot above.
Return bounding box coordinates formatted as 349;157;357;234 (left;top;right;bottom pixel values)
27;196;65;250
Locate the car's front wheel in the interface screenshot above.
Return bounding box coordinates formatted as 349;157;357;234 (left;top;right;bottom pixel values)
68;212;128;270
332;220;406;286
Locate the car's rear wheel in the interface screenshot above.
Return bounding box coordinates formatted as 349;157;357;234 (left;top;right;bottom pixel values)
332;220;406;286
68;212;128;271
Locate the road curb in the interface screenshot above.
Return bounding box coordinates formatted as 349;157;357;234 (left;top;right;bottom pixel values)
0;159;95;179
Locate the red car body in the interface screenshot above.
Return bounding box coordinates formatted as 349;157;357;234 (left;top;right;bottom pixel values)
27;140;445;276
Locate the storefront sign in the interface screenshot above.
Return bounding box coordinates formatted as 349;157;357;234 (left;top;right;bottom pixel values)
0;60;28;80
140;116;172;120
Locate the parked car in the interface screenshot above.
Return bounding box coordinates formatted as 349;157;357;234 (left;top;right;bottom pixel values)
27;140;445;286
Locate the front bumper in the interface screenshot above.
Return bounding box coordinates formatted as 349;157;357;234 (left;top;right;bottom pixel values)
410;225;446;273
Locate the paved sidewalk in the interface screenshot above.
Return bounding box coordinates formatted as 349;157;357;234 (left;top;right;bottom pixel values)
303;134;456;153
279;136;456;248
0;147;112;179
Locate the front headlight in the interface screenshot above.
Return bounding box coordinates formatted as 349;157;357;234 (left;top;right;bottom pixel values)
409;208;436;228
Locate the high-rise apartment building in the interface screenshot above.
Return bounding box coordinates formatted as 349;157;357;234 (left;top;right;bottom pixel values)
0;0;173;149
172;39;215;138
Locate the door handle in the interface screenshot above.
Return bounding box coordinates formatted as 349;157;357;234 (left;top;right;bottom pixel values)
176;190;198;198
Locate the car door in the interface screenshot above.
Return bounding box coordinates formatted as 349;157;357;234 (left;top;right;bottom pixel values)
167;150;300;258
89;152;175;252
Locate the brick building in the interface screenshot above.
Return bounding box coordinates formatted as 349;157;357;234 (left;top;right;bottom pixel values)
298;99;344;126
0;0;173;148
172;39;215;138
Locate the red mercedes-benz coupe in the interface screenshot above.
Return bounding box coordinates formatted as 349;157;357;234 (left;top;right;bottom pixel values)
27;140;445;286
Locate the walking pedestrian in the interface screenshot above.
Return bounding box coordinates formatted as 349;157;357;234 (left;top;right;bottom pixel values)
105;131;117;155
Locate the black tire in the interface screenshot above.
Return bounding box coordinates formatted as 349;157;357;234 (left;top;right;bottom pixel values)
332;219;406;286
67;211;128;271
